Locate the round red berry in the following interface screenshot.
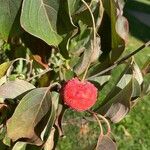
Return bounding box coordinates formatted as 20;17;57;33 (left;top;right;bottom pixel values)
61;78;98;111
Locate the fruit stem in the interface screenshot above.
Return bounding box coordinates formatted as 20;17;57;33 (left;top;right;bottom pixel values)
88;110;104;149
97;114;111;136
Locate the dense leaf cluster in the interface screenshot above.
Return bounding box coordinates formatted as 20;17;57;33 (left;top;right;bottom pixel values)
0;0;149;149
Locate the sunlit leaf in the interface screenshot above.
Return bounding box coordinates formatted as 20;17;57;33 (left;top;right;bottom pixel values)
0;62;11;78
12;142;26;150
0;76;6;86
98;80;132;123
89;75;111;88
132;62;143;85
0;79;35;99
116;15;129;42
21;0;62;46
99;63;131;106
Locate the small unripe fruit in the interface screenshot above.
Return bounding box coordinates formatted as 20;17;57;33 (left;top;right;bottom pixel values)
61;78;98;111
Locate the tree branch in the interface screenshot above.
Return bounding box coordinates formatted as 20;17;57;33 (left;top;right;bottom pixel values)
88;41;150;79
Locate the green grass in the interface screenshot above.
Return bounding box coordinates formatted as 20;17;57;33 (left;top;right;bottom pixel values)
112;95;150;150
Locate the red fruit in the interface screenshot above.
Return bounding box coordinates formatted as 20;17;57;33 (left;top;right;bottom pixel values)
61;78;98;111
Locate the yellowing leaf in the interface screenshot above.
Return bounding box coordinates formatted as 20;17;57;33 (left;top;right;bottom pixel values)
0;62;11;78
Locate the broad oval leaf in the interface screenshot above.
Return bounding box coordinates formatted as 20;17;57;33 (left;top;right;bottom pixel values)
0;79;35;99
98;80;133;123
21;0;62;46
7;88;52;146
0;0;22;40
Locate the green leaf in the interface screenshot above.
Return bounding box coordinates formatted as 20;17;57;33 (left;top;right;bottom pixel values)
7;88;52;146
0;0;22;40
69;21;91;54
89;75;111;86
99;0;128;62
71;21;101;75
0;141;7;150
71;0;97;27
42;92;59;142
3;133;11;147
132;62;143;85
57;0;77;35
12;142;26;150
58;29;78;59
0;62;11;78
71;25;92;75
67;0;81;16
0;79;35;99
96;135;117;150
132;78;141;99
117;74;132;89
64;70;74;81
99;63;131;106
21;0;62;46
142;73;150;95
98;80;133;123
0;76;7;86
44;128;55;150
66;0;92;27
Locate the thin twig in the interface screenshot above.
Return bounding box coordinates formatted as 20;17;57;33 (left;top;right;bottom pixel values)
97;114;111;136
88;41;150;79
6;58;31;77
88;110;103;135
88;110;104;150
116;41;150;64
97;0;104;30
81;0;97;81
27;68;52;81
